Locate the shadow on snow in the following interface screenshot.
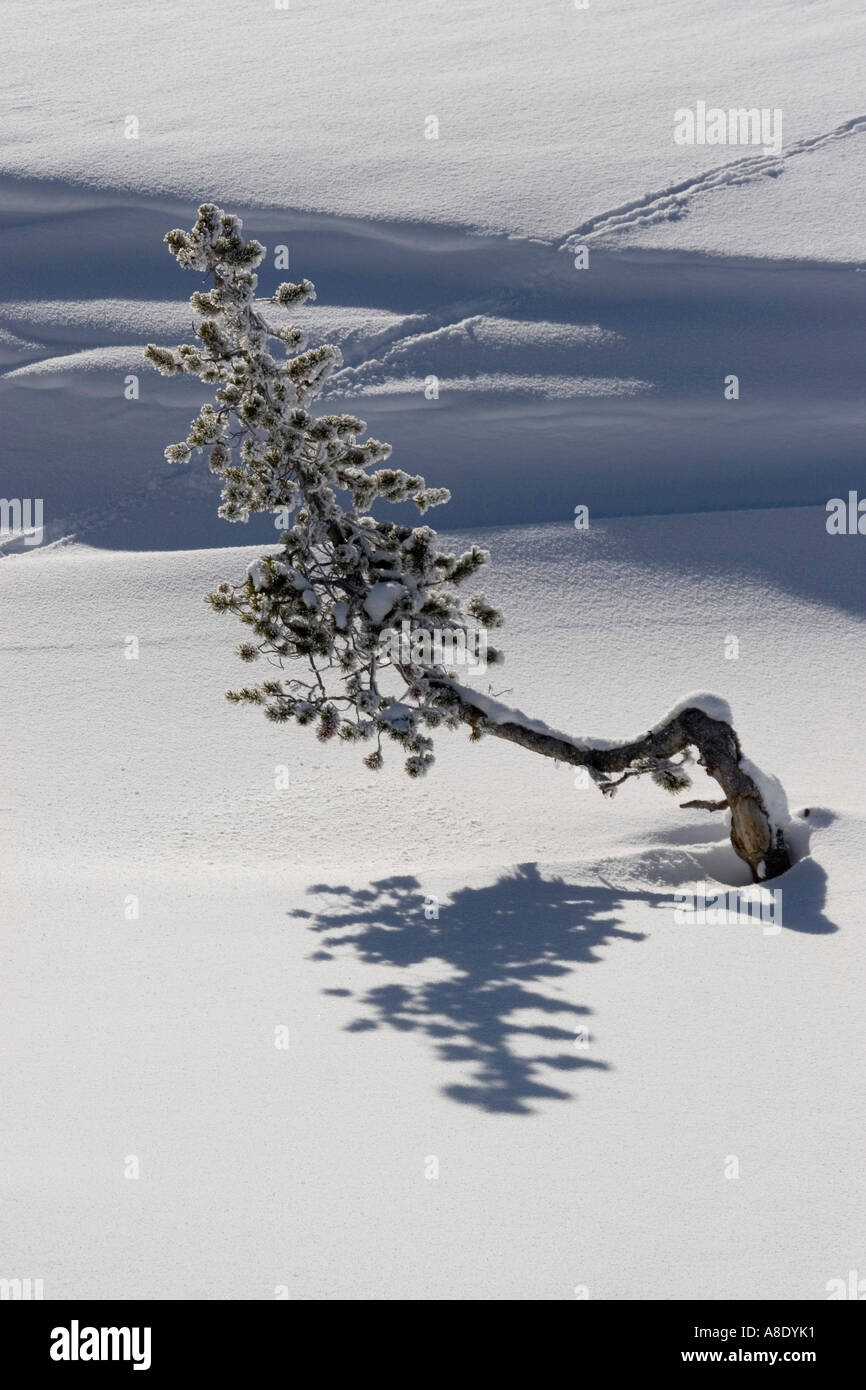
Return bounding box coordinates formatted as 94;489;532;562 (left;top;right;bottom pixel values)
291;841;836;1115
292;863;661;1115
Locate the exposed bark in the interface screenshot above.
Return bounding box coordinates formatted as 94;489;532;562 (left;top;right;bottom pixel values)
440;686;791;883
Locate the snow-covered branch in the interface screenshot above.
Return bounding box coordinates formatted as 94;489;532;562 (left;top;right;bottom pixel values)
434;679;791;882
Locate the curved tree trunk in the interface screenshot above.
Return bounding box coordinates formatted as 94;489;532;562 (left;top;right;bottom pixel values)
439;685;791;883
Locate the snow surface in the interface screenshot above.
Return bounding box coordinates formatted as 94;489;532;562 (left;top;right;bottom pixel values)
2;509;864;1299
4;1;866;259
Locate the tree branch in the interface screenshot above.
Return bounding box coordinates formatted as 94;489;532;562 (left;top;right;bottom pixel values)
433;680;791;883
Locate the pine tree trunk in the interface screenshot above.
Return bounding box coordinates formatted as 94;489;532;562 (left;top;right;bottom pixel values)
442;689;791;883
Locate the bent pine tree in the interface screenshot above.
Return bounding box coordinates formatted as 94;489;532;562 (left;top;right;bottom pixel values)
145;204;792;884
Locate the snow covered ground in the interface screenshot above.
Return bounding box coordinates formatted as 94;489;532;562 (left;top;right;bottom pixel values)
2;0;865;1302
4;0;865;257
2;511;864;1299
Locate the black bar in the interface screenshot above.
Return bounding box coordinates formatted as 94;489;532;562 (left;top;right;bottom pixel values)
2;1298;863;1375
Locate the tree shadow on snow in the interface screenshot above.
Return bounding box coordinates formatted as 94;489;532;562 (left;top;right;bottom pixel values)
291;837;838;1114
630;811;838;936
774;855;835;934
290;863;668;1115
